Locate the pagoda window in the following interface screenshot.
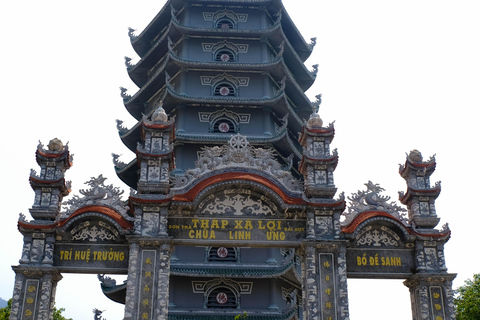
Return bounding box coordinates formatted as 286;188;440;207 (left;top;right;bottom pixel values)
214;82;236;97
211;118;237;134
206;287;238;309
216;19;234;30
208;247;238;262
215;49;236;62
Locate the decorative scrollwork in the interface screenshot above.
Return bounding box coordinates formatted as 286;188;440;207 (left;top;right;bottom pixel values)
119;87;131;100
127;27;137;41
124;56;133;69
97;274;117;288
115;119;129;135
342;181;408;226
312;94;322;112
72;226;116;242
61;175;131;220
356;229;399;247
172;134;301;192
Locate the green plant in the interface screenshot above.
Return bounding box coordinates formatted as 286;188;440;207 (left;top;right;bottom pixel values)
234;311;248;319
455;274;480;320
0;300;72;320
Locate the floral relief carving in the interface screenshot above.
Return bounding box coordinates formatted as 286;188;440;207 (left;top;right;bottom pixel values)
355;226;401;247
356;230;398;247
71;225;116;242
200;192;274;216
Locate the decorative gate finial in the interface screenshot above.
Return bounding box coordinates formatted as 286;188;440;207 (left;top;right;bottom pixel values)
61;175;131;220
342;181;408;225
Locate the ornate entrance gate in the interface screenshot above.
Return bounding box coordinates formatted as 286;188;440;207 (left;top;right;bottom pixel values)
9;136;454;320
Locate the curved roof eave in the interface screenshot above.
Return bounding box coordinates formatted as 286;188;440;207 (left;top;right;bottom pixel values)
129;23;316;105
170;19;312;76
171;258;296;278
168;310;297;320
171;171;304;208
172;17;283;39
174;127;302;161
119;120;142;152
171;20;314;87
133;0;277;54
131;0;173;56
169;51;315;98
171;55;314;120
131;0;313;59
127;52;284;116
276;1;314;61
115;158;138;190
124;58;176;121
164;88;305;132
170;50;285;71
128;23;177;87
341;210;451;242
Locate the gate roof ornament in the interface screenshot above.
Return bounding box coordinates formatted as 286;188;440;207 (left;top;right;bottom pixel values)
172;134;302;193
61;175;131;221
342;181;408;226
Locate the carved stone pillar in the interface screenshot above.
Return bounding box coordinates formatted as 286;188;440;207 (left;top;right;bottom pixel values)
302;244;319;319
301;243;350;320
9;266;62;320
404;274;456;320
124;242;140;319
124;238;172;320
337;247;350;320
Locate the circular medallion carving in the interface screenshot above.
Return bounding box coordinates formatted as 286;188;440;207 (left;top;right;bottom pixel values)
230;134;248;150
216;247;229;258
219;86;230;96
220;54;230;62
218;122;230;133
216;292;228;304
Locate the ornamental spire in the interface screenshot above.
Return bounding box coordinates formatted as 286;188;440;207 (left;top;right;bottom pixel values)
399;150;441;230
28;138;72;221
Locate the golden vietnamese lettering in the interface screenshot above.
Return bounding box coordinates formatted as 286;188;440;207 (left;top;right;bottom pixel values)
24;281;38;319
356;253;402;267
59;248;125;262
168;218;305;241
139;251;155;320
430;288;445;320
319;253;336;319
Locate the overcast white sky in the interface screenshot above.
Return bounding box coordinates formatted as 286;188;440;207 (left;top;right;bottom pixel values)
1;1;479;319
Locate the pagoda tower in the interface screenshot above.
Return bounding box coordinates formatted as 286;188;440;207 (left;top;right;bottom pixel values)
111;0;336;319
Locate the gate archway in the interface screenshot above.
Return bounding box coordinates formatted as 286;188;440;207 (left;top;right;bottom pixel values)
9;137;455;320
